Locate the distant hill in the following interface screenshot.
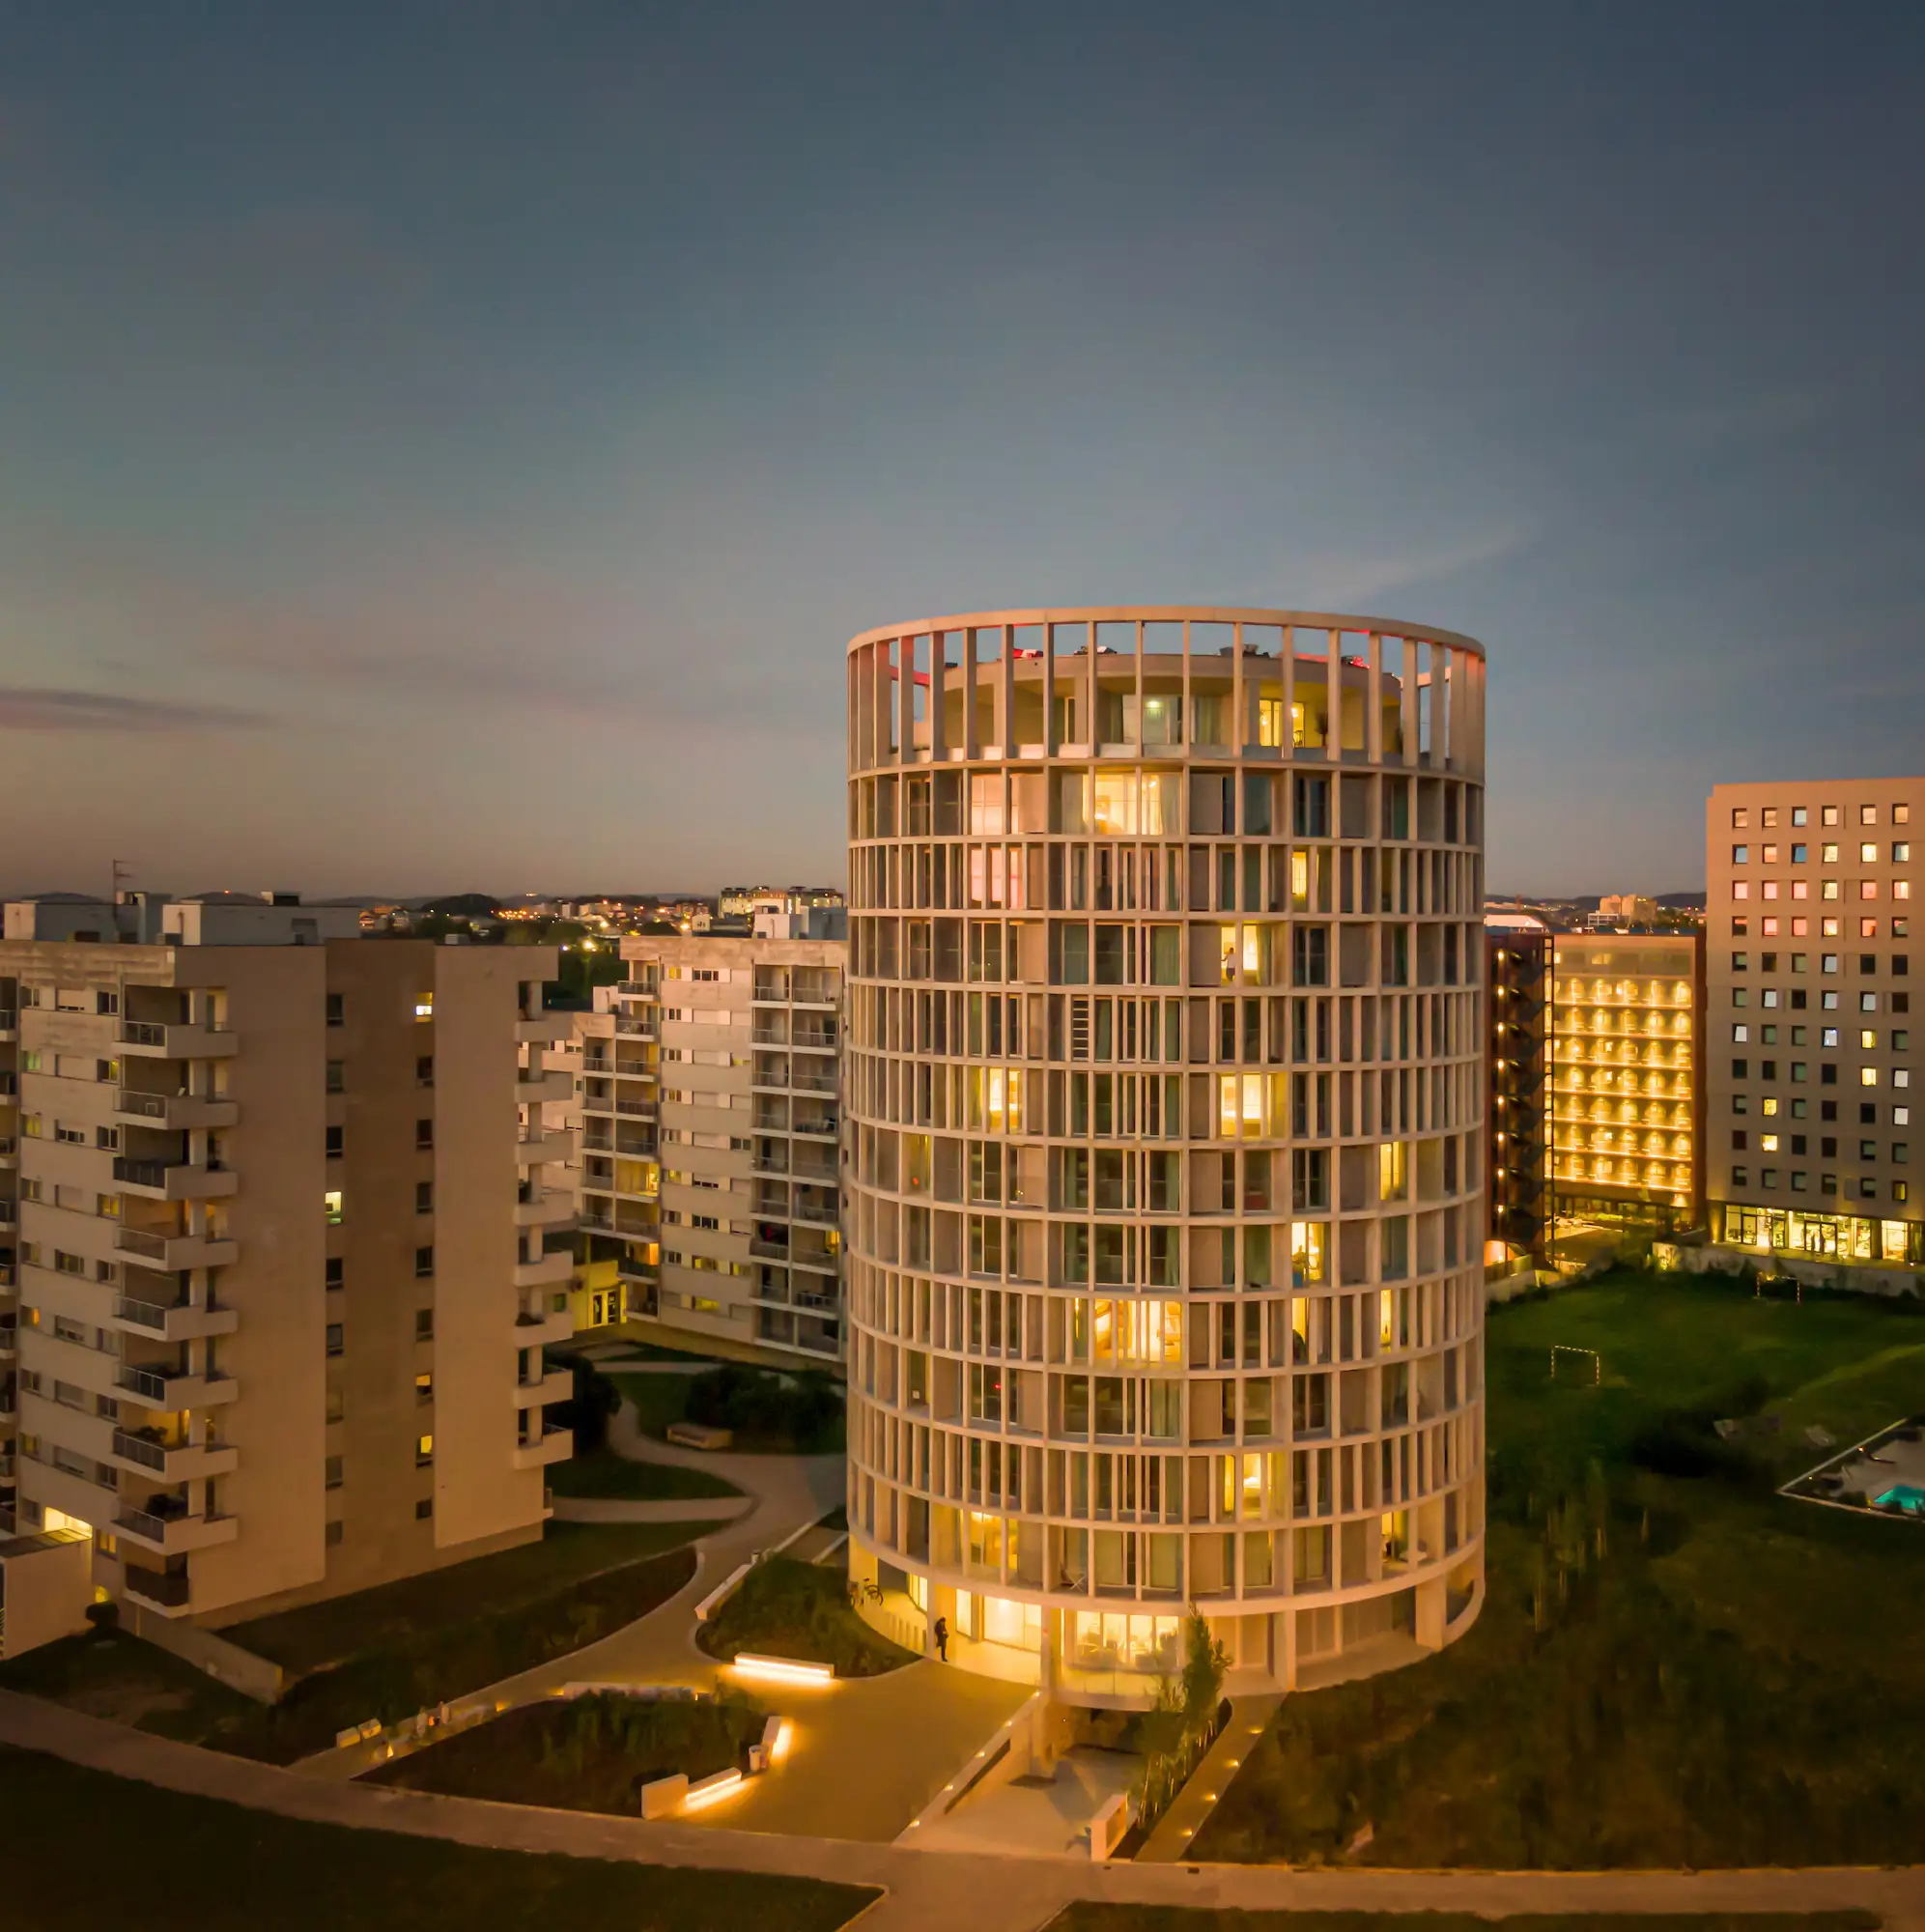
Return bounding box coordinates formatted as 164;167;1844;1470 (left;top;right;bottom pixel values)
417;892;502;919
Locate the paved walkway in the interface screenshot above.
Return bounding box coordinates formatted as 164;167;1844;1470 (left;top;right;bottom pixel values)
293;1397;841;1781
1138;1693;1281;1861
5;1689;1923;1932
549;1493;755;1523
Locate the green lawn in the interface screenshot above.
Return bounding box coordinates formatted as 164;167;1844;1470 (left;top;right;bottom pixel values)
0;1522;718;1765
609;1366;845;1455
1043;1914;1880;1932
696;1555;919;1677
0;1742;875;1931
1193;1269;1925;1869
369;1689;766;1814
546;1445;743;1502
227;1520;706;1674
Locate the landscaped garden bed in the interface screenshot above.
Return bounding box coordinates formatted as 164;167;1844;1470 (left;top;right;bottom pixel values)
367;1688;766;1815
1191;1267;1925;1869
1043;1912;1881;1932
0;1741;877;1931
696;1555;918;1677
614;1361;844;1455
0;1521;718;1766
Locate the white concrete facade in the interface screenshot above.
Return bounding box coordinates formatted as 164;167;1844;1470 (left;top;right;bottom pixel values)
842;607;1488;1704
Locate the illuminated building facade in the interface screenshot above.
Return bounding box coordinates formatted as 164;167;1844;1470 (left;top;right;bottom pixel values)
843;607;1488;1703
1549;932;1704;1232
1485;921;1553;1268
1708;778;1921;1268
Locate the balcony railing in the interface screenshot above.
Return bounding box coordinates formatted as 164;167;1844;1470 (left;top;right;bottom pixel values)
115;1228;171;1262
789;1070;837;1095
111;1430;172;1471
114;1295;186;1332
119;1021;172;1048
124;1567;190;1607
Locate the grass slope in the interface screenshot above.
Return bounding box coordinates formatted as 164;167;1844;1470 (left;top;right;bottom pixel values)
0;1742;874;1932
696;1555;919;1677
1192;1269;1925;1869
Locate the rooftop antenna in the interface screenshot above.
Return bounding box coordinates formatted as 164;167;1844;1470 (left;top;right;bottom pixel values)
111;858;133;904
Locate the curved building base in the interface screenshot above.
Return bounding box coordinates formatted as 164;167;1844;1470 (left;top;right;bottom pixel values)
848;1537;1484;1708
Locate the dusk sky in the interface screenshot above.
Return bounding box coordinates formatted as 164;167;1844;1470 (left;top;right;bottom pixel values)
4;5;1921;901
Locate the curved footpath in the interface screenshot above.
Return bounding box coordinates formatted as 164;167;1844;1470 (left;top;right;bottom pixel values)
4;1409;1920;1931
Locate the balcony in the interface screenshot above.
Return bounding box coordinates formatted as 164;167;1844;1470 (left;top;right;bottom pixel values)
113;1507;239;1557
511;1426;574;1471
110;1295;239;1343
118;1022;237;1060
792;1200;839;1230
0;1321;14;1362
116;1364;238;1409
123;1566;192;1614
792;1115;840;1142
790;1031;838;1054
514;1367;574;1408
114;1089;239;1132
512;1249;573;1291
110;1430;239;1481
112;1157;239;1203
751;1151;790;1176
614;1014;658;1038
788;1249;839;1276
515;1191;577;1230
789;1068;836;1095
514;1306;574;1350
0;1009;15;1042
515;1127;576;1166
613;1097;656;1118
615;1255;659;1284
116;1227;238;1272
515;1013;573;1046
0;1137;16;1168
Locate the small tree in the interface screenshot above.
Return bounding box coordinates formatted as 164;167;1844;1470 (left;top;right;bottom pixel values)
1179;1607;1229;1747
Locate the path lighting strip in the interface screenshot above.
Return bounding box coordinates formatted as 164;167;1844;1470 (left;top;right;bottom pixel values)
681;1768;745;1811
731;1652;835;1686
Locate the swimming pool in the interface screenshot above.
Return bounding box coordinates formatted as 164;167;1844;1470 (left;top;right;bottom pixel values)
1873;1483;1925;1514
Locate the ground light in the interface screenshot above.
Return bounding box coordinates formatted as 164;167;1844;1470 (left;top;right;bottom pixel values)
731;1652;835;1687
681;1768;745;1811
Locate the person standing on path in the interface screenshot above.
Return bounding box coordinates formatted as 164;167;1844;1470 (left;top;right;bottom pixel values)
934;1615;948;1662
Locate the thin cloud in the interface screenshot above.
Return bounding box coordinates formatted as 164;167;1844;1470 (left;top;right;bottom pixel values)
0;689;277;732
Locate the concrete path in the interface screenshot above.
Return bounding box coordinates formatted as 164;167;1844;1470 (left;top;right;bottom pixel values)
1137;1693;1282;1861
292;1393;840;1782
549;1493;754;1524
5;1688;1924;1932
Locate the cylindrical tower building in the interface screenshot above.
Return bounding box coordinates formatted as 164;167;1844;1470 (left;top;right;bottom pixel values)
844;609;1486;1702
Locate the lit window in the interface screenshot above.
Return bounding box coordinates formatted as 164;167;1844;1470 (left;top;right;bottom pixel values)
414;993;435;1020
1861;1067;1880;1087
1861;842;1879;863
415;1434;434;1465
1761;1135;1779;1152
1733;845;1749;865
1861;1030;1879;1049
324;1189;344;1225
1732;881;1750;900
1763;844;1778;864
1862;805;1880;826
1897;843;1912;863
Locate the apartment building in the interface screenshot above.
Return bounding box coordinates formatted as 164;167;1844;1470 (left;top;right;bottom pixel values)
843;608;1488;1703
1708;779;1920;1269
1485;919;1553;1269
0;893;574;1639
1548;930;1704;1234
574;929;846;1363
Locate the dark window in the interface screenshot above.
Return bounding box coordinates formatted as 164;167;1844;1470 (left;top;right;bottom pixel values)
326;993;344;1027
1762;952;1778;972
1860;1140;1879;1161
1862;1103;1879;1124
415;1120;434;1151
325;1456;343;1490
1822;1065;1838;1085
325;1124;344;1158
1791;1135;1807;1155
1822;1101;1838;1122
1762;1060;1777;1081
414;1245;434;1279
325;1258;344;1289
1861;954;1877;975
1895;955;1910;977
415;1308;434;1340
1731;1130;1748;1151
414;1497;434;1521
326;1060;345;1094
325;1323;344;1357
1822;1173;1837;1195
1731;1059;1748;1080
1822;1136;1838;1157
416;1056;435;1087
415;1180;433;1214
325;1520;344;1547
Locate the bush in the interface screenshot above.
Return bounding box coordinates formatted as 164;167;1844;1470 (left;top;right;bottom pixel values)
548;1356;621;1454
83;1601;119;1637
684;1365;841;1451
